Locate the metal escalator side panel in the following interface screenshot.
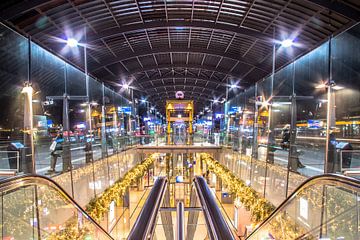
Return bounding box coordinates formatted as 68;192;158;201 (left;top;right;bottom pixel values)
194;176;236;240
128;177;168;240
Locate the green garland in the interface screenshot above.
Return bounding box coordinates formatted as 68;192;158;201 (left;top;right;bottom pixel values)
86;153;158;221
200;153;275;223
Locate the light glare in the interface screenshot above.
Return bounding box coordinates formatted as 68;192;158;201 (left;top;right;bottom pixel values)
67;38;78;47
281;39;293;48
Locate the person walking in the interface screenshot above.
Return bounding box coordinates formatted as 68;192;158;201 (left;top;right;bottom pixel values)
48;132;63;173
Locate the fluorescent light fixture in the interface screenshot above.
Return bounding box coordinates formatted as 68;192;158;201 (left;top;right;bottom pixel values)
281;39;294;48
66;38;78;48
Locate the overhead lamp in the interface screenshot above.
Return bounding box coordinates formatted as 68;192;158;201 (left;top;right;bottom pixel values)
213;99;219;103
230;84;237;89
122;83;129;89
280;39;294;48
141;99;146;103
66;38;78;48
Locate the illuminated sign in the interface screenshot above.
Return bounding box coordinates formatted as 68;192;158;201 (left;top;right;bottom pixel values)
175;91;184;99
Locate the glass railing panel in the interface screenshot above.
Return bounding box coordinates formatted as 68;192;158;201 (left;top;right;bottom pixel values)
2;185;38;239
36;183;111;239
247;176;360;240
0;177;112;240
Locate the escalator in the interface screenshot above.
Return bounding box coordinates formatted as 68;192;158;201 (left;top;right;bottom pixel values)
0;173;359;239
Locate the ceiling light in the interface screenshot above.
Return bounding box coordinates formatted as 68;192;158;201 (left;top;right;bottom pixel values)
230;84;237;89
122;83;129;89
66;38;78;48
281;39;293;48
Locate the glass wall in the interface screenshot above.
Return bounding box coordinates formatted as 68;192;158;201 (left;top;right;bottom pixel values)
0;22;144;178
225;22;360;207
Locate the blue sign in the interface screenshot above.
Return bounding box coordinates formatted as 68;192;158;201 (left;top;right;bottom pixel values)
307;120;321;129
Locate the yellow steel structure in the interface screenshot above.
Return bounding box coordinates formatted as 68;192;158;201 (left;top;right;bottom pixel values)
166;100;194;135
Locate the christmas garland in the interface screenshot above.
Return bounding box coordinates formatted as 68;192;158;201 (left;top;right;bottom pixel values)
200;153;275;223
86;153;158;221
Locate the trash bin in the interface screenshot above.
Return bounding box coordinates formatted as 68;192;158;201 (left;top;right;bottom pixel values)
336;142;353;170
7;142;24;172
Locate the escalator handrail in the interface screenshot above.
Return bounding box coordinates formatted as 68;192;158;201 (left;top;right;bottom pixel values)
127;176;168;240
194;176;236;240
0;174;114;239
246;173;360;239
176;201;184;240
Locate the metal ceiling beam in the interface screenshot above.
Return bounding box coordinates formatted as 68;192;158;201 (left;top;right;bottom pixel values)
146;87;220;97
149;94;214;104
0;0;52;20
99;63;253;81
90;47;268;73
304;0;360;21
86;20;274;43
143;84;223;95
134;76;238;88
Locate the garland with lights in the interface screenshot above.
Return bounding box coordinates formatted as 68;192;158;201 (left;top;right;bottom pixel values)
86;153;158;221
200;153;275;223
44;153;158;239
202;153;358;239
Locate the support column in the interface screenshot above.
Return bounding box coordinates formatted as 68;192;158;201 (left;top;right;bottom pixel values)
101;104;107;158
62;94;71;172
22;84;35;173
137;177;144;191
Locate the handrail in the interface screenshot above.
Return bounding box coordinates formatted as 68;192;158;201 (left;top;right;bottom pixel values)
176;201;185;240
0;174;114;239
246;173;360;239
127;176;168;240
193;176;236;240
